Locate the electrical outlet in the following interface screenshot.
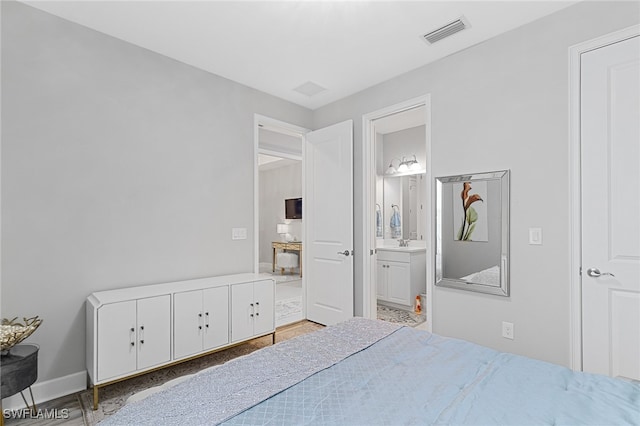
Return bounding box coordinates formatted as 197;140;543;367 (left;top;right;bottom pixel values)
502;321;514;340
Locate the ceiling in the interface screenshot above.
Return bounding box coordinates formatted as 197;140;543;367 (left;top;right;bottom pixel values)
23;1;577;110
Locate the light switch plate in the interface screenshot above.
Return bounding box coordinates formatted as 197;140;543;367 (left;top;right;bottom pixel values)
529;227;542;245
232;228;247;240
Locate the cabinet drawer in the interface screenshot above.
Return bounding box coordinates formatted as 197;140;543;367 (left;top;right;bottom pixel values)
377;250;410;263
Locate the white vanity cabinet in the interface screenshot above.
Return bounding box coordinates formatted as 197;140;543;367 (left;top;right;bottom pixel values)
376;249;426;309
231;279;274;343
87;273;275;410
173;286;229;360
95;295;171;382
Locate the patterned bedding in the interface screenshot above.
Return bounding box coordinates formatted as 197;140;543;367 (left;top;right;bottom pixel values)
102;318;640;425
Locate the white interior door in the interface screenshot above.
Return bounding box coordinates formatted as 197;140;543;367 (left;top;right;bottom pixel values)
305;120;353;325
581;35;640;380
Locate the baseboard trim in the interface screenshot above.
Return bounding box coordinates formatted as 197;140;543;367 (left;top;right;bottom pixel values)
1;371;87;410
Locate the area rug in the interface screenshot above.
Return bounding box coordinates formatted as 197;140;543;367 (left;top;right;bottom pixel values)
79;321;323;425
377;304;426;327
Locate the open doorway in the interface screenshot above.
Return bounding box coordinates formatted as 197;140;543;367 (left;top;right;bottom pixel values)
254;116;308;327
362;96;432;331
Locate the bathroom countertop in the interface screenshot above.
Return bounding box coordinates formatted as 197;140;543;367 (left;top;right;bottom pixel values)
376;245;426;253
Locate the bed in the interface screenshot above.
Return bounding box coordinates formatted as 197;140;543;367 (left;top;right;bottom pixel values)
101;318;639;425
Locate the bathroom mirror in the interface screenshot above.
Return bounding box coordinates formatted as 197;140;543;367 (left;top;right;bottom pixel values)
381;173;426;240
435;170;510;296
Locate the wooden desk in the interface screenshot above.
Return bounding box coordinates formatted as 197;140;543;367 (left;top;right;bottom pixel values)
272;241;302;277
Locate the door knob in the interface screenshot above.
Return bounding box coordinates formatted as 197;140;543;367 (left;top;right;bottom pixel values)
337;250;351;256
586;268;615;278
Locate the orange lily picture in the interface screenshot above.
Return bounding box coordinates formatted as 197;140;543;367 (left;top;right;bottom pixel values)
455;181;488;241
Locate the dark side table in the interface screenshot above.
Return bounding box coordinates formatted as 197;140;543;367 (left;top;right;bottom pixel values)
1;344;39;424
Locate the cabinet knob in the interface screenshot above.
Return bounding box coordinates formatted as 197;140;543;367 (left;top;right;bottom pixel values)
130;342;135;347
206;324;209;328
198;326;202;330
256;312;259;316
140;325;144;330
140;340;144;344
205;312;209;316
255;302;260;306
250;314;254;317
198;313;202;317
130;328;135;332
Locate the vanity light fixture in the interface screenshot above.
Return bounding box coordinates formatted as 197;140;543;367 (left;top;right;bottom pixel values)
397;155;420;173
385;158;402;175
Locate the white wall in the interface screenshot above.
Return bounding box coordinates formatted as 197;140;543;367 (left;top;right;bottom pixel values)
258;162;303;264
1;1;312;385
313;1;640;367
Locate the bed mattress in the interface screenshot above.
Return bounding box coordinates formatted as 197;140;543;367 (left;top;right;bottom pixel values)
102;318;640;425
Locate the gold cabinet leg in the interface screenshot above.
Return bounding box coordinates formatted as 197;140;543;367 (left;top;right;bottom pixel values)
93;386;99;410
272;332;276;345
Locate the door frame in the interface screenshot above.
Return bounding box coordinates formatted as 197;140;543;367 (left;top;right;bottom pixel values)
253;114;309;316
568;24;639;372
362;95;432;330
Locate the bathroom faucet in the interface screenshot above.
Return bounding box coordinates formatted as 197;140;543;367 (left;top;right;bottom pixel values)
398;239;410;247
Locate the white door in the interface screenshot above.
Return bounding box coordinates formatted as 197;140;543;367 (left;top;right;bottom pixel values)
581;35;640;380
136;295;171;370
174;290;203;359
305;120;354;325
231;282;255;342
97;301;137;381
202;286;229;351
253;280;275;335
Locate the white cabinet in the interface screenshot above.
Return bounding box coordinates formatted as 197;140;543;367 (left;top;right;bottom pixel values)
96;295;171;382
376;249;426;309
87;273;275;409
377;261;411;305
174;286;229;360
231;280;274;342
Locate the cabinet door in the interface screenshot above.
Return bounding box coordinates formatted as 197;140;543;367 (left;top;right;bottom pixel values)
376;261;387;300
97;301;137;382
231;282;254;342
174;290;204;359
137;295;171;370
387;261;411;306
253;280;274;336
202;286;229;351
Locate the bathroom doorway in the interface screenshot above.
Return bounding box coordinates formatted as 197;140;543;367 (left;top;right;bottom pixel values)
254;115;307;327
362;96;432;330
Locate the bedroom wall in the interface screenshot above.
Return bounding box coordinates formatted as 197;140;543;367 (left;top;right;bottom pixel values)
313;1;640;367
258;162;303;264
1;0;312;388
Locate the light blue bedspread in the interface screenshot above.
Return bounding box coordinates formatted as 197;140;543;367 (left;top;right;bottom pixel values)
103;319;640;425
226;327;640;425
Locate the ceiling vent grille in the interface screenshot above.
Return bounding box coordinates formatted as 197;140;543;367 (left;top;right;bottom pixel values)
422;17;469;44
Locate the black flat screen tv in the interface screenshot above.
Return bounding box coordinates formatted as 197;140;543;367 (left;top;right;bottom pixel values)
285;198;302;219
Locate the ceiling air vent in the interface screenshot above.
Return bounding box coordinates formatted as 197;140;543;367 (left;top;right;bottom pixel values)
422;17;469;44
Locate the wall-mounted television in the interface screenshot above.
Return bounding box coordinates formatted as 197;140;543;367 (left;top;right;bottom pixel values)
285;198;302;219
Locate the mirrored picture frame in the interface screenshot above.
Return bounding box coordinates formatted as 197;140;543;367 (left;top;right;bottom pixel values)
435;170;510;296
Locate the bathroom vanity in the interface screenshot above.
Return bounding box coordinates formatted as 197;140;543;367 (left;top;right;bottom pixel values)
376;245;426;310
